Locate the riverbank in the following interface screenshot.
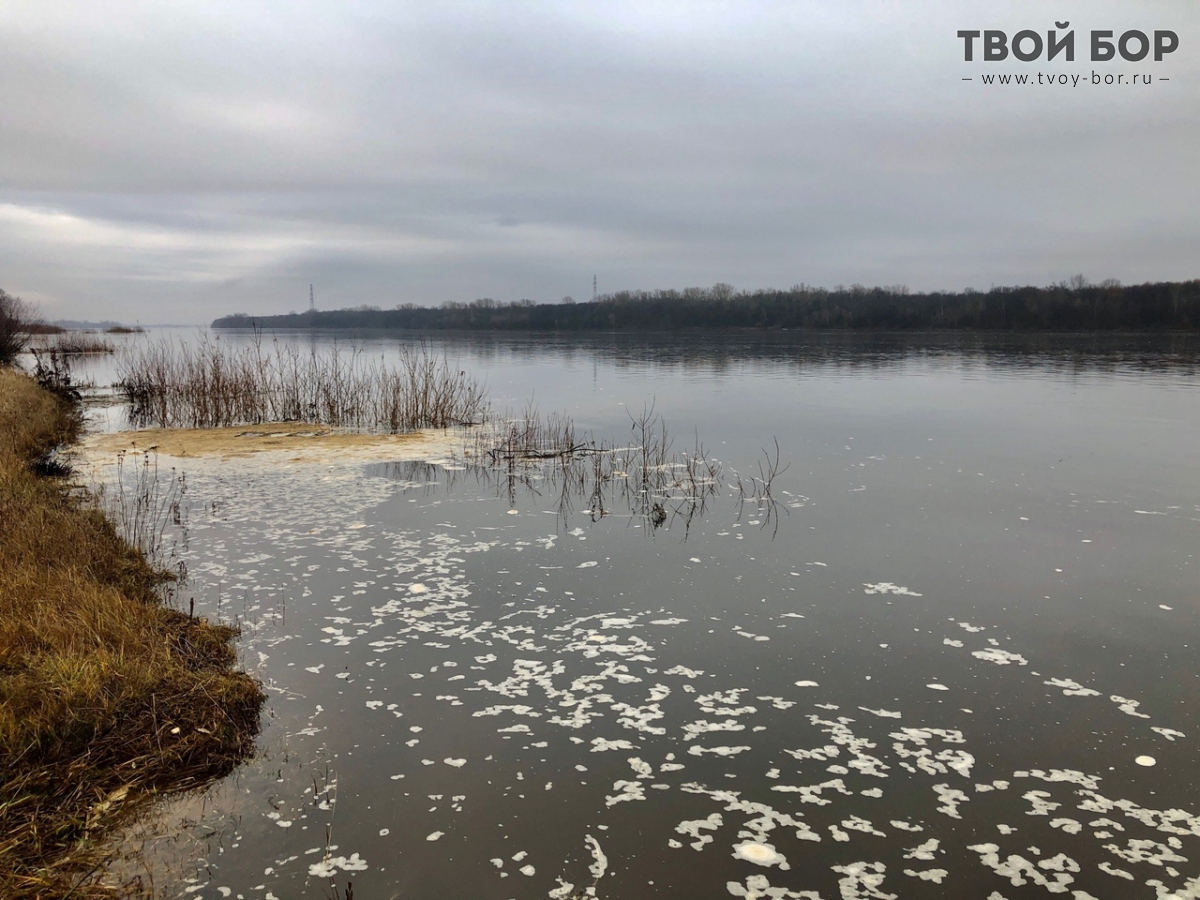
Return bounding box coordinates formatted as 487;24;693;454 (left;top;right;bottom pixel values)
0;369;263;899
212;277;1200;333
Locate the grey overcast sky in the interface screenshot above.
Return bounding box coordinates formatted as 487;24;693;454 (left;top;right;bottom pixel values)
1;1;1197;323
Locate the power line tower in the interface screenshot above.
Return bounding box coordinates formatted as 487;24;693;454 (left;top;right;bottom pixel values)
592;274;597;303
309;284;315;312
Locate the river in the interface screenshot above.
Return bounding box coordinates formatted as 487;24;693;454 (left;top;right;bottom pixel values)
67;330;1200;899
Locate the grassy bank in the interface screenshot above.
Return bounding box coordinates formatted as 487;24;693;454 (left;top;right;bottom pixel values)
0;369;264;898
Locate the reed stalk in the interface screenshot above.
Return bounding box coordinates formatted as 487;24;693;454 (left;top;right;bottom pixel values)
117;334;487;432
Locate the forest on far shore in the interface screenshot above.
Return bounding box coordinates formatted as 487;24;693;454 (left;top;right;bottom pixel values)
212;278;1200;332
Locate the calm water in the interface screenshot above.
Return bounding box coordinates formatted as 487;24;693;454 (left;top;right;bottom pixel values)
71;332;1200;899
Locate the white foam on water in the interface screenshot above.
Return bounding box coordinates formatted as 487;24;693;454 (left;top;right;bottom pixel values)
968;843;1080;894
726;873;820;899
684;719;746;740
731;840;788;869
1112;695;1152;719
902;868;948;884
1049;818;1082;834
605;780;647;806
1098;860;1135;880
307;853;368;878
1151;727;1185;741
584;833;608;895
830;861;893;899
151;454;1200;900
903;838;940;860
675;813;723;850
863;583;923;596
971;648;1028;666
859;707;902;719
688;745;751;757
1044;677;1101;697
840;815;885;837
1022;790;1060;816
590;737;636;752
933;784;969;819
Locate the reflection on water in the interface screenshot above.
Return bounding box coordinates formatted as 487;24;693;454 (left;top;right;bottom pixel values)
47;329;1200;393
367;401;742;539
442;329;1200;379
83;332;1200;899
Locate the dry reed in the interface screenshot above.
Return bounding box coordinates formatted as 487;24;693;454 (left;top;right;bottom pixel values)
32;333;117;355
465;402;724;535
96;451;188;578
117;334;487;432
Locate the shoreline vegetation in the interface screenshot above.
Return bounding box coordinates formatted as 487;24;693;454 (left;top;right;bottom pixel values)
31;335;117;356
3;287;769;895
118;335;488;431
0;367;263;899
114;337;768;533
211;277;1200;333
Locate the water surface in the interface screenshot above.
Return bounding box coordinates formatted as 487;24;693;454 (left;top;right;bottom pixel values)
73;331;1200;899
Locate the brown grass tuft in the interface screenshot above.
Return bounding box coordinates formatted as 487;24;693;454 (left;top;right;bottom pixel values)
0;369;264;899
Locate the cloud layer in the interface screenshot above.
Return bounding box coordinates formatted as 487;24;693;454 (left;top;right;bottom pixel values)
1;1;1197;322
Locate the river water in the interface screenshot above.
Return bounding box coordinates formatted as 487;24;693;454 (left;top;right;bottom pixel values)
70;331;1200;899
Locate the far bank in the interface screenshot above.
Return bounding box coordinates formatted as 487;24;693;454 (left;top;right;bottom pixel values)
213;278;1200;333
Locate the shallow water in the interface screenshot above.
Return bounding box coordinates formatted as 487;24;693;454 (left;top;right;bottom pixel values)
72;332;1200;898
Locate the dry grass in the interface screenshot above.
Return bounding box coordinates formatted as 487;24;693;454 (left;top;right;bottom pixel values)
118;334;487;432
466;403;724;534
0;369;263;899
33;334;117;356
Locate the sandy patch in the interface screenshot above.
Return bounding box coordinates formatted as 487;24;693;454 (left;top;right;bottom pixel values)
79;423;463;465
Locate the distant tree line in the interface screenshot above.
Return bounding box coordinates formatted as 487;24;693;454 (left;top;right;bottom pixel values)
212;278;1200;333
